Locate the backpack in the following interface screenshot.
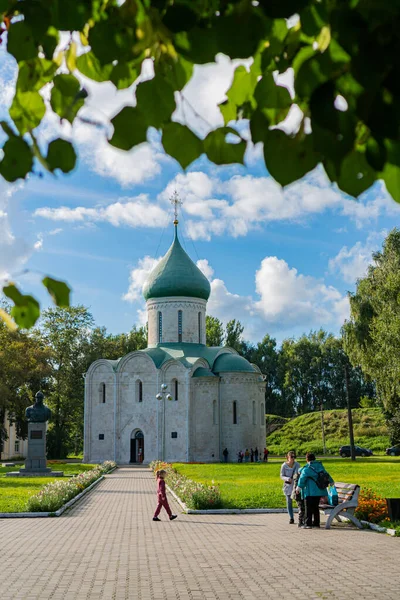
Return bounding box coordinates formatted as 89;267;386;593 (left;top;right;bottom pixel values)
309;465;330;490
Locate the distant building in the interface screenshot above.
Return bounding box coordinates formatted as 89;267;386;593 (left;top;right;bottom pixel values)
84;219;266;464
1;412;28;459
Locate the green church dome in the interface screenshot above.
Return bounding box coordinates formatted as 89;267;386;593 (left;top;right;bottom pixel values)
212;353;257;373
143;226;211;301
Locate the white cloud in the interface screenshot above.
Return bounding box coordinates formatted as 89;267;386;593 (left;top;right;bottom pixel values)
122;255;161;303
329;231;386;284
0;182;32;284
196;259;214;281
34;194;169;229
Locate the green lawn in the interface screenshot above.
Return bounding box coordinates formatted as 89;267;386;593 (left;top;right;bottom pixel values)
0;463;96;513
173;457;400;509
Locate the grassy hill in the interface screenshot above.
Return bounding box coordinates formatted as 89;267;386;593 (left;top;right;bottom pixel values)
266;408;390;455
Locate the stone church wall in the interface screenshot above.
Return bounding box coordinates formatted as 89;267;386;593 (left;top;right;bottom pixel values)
117;353;159;464
84;362;115;463
147;296;207;345
191;379;220;462
162;362;188;462
220;374;266;460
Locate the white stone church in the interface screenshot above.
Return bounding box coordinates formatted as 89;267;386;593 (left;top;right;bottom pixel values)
84;217;266;464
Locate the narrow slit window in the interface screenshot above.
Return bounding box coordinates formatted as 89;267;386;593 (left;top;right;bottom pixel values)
174;379;178;401
158;311;162;343
213;400;217;425
198;312;202;344
178;310;182;343
233;401;237;425
101;383;106;403
260;403;264;427
139;381;143;402
253;401;256;425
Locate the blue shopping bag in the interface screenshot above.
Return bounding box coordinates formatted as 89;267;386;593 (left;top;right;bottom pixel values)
328;485;339;506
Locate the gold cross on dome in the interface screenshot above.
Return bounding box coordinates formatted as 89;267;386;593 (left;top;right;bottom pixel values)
170;191;183;225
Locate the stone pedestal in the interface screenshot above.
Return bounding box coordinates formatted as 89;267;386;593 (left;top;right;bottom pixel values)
23;423;51;473
6;423;64;477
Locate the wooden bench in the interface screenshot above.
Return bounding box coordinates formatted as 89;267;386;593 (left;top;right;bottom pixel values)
319;482;362;529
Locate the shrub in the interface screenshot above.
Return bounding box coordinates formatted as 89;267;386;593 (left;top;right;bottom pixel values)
355;488;388;524
149;460;222;510
26;461;116;512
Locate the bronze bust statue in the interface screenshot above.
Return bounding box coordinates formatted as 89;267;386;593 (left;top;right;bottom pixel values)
25;391;51;423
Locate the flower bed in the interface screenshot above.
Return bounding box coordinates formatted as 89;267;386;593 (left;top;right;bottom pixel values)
26;461;116;512
355;488;389;524
149;461;222;510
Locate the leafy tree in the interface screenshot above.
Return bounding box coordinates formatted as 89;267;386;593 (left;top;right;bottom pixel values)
280;329;374;415
225;319;244;353
343;228;400;439
2;0;400;327
243;334;288;416
206;315;224;347
0;305;51;458
40;306;95;458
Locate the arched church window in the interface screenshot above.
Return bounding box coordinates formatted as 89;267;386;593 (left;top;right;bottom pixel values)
178;310;182;343
198;312;202;344
260;403;264;427
252;401;256;425
172;379;178;401
158;311;162;343
99;383;106;404
213;400;217;425
233;401;237;425
137;379;143;402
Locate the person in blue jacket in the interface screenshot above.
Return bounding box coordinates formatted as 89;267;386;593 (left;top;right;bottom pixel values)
297;452;334;529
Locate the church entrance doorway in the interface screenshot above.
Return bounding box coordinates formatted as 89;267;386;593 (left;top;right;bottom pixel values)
130;430;144;463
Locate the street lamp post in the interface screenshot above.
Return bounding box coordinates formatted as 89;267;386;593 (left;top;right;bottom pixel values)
156;383;173;461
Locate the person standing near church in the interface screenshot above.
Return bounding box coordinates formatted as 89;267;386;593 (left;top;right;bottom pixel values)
280;451;301;524
153;470;177;522
223;447;229;463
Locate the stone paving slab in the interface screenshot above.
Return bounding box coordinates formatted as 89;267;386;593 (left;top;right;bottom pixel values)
0;467;399;599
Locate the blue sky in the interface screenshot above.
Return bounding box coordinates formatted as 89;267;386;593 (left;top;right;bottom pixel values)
1;49;399;344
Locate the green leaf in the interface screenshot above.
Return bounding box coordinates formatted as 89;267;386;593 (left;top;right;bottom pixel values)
204;127;246;165
259;0;311;19
41;27;59;60
162;4;198;33
9;90;46;134
215;11;266;60
0;136;33;182
263;129;320;186
300;3;328;36
88;13;136;65
336;150;376;197
51;0;92;31
219;65;259;124
366;137;387;172
7;21;37;62
76;52;114;82
42;277;71;307
250;109;270;144
176;28;219;64
16;58;58;93
110;62;138;90
109;107;148;150
255;72;292;110
158;55;193;92
50;74;84;123
162;123;203;169
381;140;400;203
46;139;77;173
2;284;40;329
136;76;176;129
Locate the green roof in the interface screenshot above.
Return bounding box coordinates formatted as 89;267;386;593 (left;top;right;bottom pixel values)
143;226;211;301
213;353;257;373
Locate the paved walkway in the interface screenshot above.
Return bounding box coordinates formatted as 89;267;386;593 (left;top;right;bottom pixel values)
1;467;399;600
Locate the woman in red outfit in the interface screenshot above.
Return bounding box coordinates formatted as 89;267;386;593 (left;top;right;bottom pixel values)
153;470;177;522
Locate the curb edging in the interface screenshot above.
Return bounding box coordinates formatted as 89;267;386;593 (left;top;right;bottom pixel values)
0;466;117;519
